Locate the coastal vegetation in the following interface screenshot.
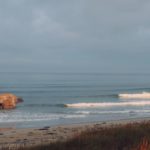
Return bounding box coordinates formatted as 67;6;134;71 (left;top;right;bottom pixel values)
3;121;150;150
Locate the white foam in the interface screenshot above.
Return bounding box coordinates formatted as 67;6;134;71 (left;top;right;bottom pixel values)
65;101;150;108
75;110;129;115
119;92;150;99
75;110;150;115
0;112;86;123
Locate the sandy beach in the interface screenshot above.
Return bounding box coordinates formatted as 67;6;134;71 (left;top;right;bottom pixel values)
0;117;150;148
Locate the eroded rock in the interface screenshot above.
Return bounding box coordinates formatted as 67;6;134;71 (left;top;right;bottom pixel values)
0;93;23;109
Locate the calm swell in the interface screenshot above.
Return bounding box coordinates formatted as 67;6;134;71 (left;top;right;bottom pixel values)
0;72;150;128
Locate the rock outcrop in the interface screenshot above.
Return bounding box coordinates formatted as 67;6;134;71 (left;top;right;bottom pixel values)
0;93;23;109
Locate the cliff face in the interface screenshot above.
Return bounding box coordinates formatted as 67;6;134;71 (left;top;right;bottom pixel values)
0;93;23;109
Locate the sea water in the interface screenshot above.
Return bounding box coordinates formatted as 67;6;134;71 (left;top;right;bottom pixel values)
0;72;150;128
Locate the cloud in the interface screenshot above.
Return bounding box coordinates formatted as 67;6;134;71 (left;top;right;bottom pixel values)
0;0;150;72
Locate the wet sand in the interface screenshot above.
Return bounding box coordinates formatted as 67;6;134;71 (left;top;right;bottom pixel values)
0;117;150;148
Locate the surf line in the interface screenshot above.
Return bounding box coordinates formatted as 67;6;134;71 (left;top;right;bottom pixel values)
65;101;150;108
119;92;150;99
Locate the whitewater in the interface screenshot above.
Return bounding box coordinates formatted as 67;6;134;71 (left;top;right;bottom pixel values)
66;101;150;108
119;92;150;99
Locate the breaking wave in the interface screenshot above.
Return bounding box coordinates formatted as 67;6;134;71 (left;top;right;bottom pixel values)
119;92;150;99
65;101;150;108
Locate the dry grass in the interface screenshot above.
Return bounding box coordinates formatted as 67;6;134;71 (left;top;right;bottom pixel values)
2;121;150;150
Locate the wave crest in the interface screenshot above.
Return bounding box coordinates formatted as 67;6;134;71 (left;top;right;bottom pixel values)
119;92;150;99
65;101;150;108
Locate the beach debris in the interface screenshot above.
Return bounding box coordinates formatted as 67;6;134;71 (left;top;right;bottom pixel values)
0;93;23;109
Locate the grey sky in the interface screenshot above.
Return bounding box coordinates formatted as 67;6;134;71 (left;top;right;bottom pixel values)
0;0;150;72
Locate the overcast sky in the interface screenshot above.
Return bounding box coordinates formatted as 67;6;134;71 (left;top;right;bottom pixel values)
0;0;150;73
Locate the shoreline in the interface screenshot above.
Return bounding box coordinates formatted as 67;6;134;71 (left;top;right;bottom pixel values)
1;117;150;148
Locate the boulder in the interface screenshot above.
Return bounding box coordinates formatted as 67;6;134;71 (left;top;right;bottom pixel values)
0;93;23;109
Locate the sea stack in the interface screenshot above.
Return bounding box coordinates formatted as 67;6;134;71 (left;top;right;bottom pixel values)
0;93;23;109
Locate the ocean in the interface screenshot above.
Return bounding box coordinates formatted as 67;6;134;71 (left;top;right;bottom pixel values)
0;72;150;128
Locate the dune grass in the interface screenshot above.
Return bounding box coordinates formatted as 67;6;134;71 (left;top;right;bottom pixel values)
3;121;150;150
